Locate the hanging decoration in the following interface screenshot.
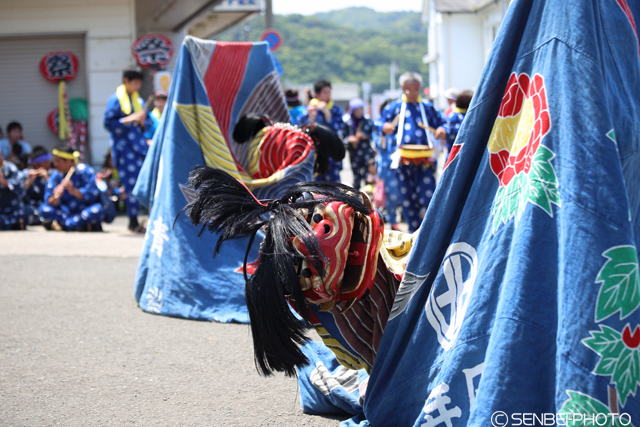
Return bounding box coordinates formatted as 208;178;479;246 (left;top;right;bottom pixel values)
39;51;78;83
40;50;85;159
132;34;174;69
46;98;87;162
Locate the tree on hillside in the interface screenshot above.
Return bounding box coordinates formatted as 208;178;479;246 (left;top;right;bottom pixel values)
217;8;429;94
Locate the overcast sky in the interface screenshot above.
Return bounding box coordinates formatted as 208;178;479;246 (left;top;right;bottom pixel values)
272;0;423;15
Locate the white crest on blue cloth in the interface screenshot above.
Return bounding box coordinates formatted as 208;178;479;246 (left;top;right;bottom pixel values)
425;242;477;351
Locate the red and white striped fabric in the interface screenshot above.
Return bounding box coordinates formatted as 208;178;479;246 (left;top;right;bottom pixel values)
252;123;314;179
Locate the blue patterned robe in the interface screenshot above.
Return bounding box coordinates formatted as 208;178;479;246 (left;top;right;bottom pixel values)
298;102;345;182
103;92;152;218
39;164;104;230
382;98;445;232
0;161;29;230
345;116;374;190
22;170;47;225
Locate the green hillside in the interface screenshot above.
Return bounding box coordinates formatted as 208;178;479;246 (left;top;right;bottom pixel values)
216;7;428;94
315;7;426;33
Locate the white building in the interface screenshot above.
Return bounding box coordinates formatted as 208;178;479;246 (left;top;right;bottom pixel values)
0;0;260;165
422;0;509;110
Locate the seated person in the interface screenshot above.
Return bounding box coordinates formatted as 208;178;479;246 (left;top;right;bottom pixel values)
39;143;104;231
0;121;32;161
23;146;51;225
0;150;29;230
8;143;28;170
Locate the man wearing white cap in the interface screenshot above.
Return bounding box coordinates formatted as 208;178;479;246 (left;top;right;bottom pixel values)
444;87;459;116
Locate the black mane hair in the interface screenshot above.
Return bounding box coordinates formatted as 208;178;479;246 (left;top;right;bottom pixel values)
304;123;345;176
232;114;271;143
182;166;370;376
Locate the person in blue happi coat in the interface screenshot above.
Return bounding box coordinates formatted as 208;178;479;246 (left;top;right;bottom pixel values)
373;99;401;230
0;150;29;230
22;146;51;225
144;90;168;143
104;68;152;233
285;88;306;126
345;98;375;190
443;89;473;158
298;79;345;182
39;143;104;232
381;72;446;232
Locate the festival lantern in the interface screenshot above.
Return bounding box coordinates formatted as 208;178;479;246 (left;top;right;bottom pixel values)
132;34;174;69
40;51;84;160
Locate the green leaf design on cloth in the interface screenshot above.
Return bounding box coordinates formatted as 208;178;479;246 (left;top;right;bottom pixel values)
559;390;633;427
596;246;640;322
583;325;640;407
492;145;560;233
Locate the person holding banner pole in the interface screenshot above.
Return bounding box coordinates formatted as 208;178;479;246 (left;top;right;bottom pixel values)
382;72;446;232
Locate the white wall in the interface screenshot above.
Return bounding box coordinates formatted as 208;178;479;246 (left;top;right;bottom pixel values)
446;14;484;94
0;0;137;165
480;4;504;63
427;5;504;111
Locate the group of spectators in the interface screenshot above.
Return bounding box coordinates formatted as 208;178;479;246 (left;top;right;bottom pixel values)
0;68;168;232
0;132;101;231
285;73;473;232
1;69;470;234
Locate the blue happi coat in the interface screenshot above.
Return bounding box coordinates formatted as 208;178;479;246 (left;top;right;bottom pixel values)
39;164;104;230
443;108;467;154
103;92;152;219
23;171;47;225
298;102;345;182
345;116;374;190
373;118;400;226
382;97;445;232
0;161;29;229
346;0;640;426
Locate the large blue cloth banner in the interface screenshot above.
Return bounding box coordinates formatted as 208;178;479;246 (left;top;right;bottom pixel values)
133;37;297;322
349;0;640;425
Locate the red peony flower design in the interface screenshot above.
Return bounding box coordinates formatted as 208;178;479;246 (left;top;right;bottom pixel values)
488;73;550;187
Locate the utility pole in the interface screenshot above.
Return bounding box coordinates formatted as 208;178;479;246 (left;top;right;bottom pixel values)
265;0;274;29
390;61;398;91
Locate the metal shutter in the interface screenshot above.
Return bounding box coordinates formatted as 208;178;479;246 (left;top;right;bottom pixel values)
0;34;88;157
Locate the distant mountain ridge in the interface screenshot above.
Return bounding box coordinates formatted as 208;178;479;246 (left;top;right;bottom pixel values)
217;7;428;94
315;7;426;33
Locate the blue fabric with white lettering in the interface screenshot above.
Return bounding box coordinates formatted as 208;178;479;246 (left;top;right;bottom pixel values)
132;37;294;322
358;0;640;425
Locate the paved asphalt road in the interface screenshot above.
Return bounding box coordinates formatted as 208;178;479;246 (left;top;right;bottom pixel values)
0;217;347;426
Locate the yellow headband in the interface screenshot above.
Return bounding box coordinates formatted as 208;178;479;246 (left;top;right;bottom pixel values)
52;149;80;163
